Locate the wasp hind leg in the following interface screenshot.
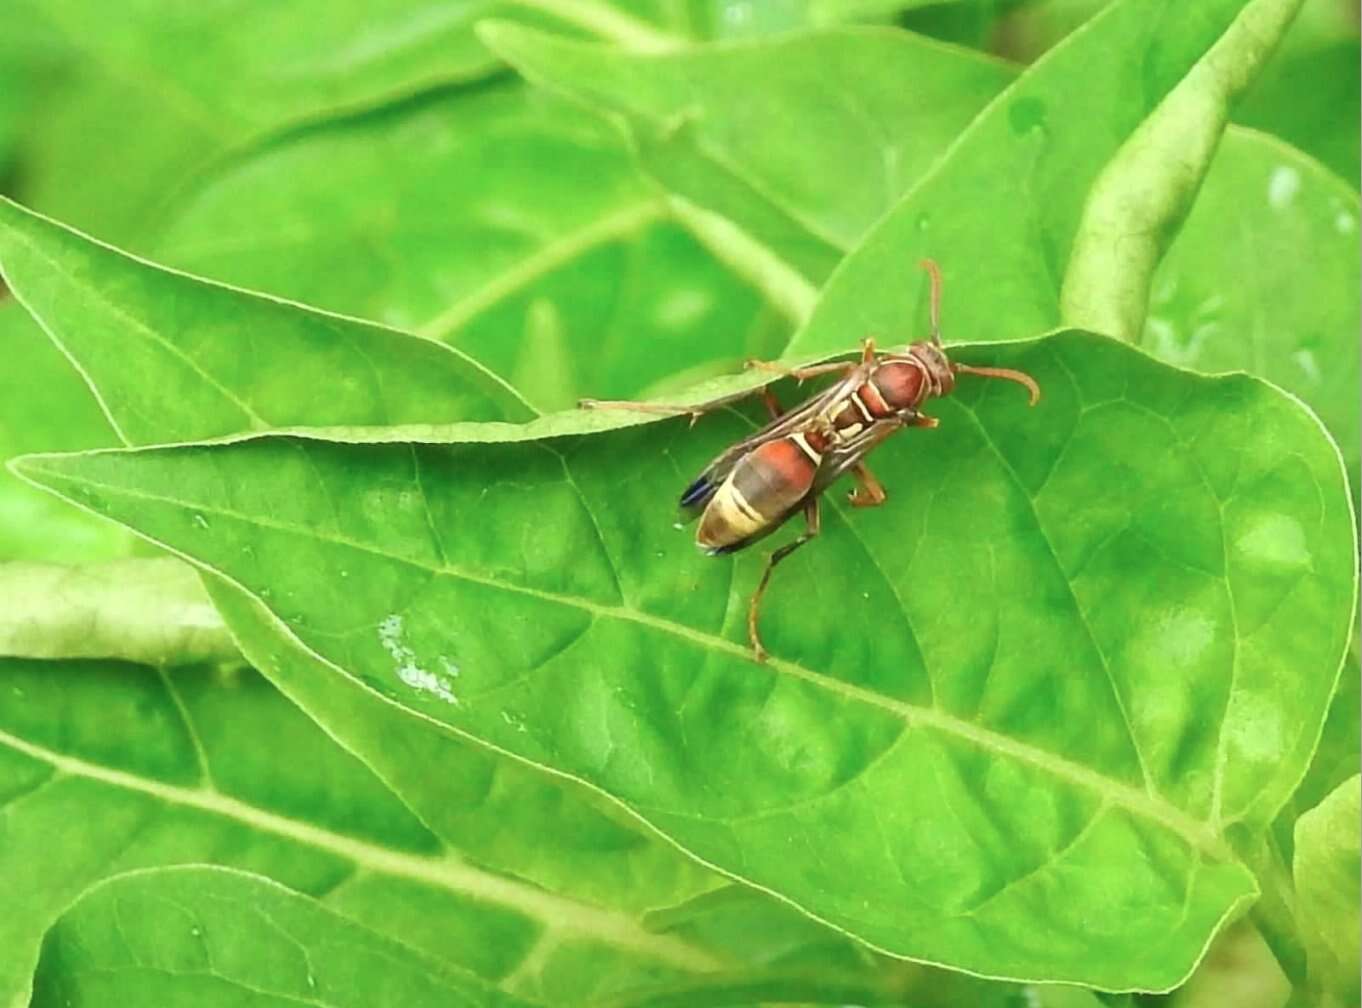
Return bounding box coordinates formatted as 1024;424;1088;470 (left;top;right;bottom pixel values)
747;498;821;663
847;462;887;508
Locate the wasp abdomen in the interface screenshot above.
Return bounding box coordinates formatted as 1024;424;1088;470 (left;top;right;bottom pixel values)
697;436;819;552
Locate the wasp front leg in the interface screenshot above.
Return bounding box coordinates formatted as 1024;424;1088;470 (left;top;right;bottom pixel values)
846;462;887;508
744;359;853;383
747;497;821;663
579;386;762;426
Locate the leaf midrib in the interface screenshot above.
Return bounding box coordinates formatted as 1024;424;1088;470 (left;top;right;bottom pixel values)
0;725;725;975
20;460;1236;862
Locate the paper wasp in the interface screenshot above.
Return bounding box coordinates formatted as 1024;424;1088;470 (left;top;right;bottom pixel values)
582;260;1040;661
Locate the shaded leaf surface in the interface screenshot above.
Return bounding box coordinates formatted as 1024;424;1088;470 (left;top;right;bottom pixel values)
16;331;1357;989
151;82;787;411
30;866;537;1008
0;654;842;1007
3;0;693;244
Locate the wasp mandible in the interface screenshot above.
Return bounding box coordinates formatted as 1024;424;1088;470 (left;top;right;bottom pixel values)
582;260;1040;662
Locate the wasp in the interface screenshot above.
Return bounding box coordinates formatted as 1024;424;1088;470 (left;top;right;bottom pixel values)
582;260;1040;661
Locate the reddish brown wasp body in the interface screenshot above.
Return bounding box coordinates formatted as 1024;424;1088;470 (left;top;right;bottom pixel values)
582;260;1040;661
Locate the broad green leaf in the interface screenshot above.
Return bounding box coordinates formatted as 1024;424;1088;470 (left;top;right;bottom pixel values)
151;82;788;410
479;23;1015;277
202;578;722;915
16;330;1357;989
0;656;734;1005
3;0;689;244
793;0;1300;360
1059;0;1304;342
0;195;532;443
1145;126;1361;495
0;302;131;562
30;866;537;1008
485;14;1358;492
0;559;234;665
203;569;976;1005
1293;776;1362;1008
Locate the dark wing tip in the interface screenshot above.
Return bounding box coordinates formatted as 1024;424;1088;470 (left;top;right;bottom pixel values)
679;476;714;509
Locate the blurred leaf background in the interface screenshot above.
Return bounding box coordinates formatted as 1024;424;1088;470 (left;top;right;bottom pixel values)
0;1;1357;1006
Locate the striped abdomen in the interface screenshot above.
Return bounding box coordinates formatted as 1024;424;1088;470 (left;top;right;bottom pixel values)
696;434;824;553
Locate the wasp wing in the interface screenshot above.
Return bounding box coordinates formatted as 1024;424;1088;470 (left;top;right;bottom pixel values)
678;369;866;519
809;417;907;497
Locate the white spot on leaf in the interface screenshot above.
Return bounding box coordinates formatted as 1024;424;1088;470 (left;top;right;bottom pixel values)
1267;165;1300;210
378;614;458;705
1235;514;1310;569
1291;349;1322;384
655;288;713;329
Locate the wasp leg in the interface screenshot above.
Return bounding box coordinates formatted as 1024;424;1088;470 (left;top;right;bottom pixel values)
847;462;887;508
908;414;939;429
744;359;852;383
748;498;821;663
760;385;784;420
579;385;763;425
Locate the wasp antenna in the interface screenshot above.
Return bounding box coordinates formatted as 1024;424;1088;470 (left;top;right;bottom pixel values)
918;259;943;346
954;363;1041;406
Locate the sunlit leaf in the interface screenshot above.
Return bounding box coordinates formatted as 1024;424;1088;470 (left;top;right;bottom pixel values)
0;559;233;665
30;866;538;1008
16;330;1356;989
0;195;532;443
0;649;947;1006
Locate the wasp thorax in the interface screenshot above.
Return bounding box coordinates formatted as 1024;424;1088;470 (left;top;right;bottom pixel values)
870;360;927;410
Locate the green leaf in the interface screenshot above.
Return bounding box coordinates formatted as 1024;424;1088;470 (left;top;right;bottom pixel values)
0;302;131;562
0;650;947;1006
1059;0;1304;342
30;866;537;1008
791;0;1299;360
16;330;1357;989
479;22;1015;275
0;655;702;1004
0;559;234;665
1145;126;1361;497
3;0;690;243
203;566;960;1005
1293;776;1362;1008
201;577;722;916
484;10;1359;496
150;82;788;411
1234;0;1361;182
0;195;533;443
